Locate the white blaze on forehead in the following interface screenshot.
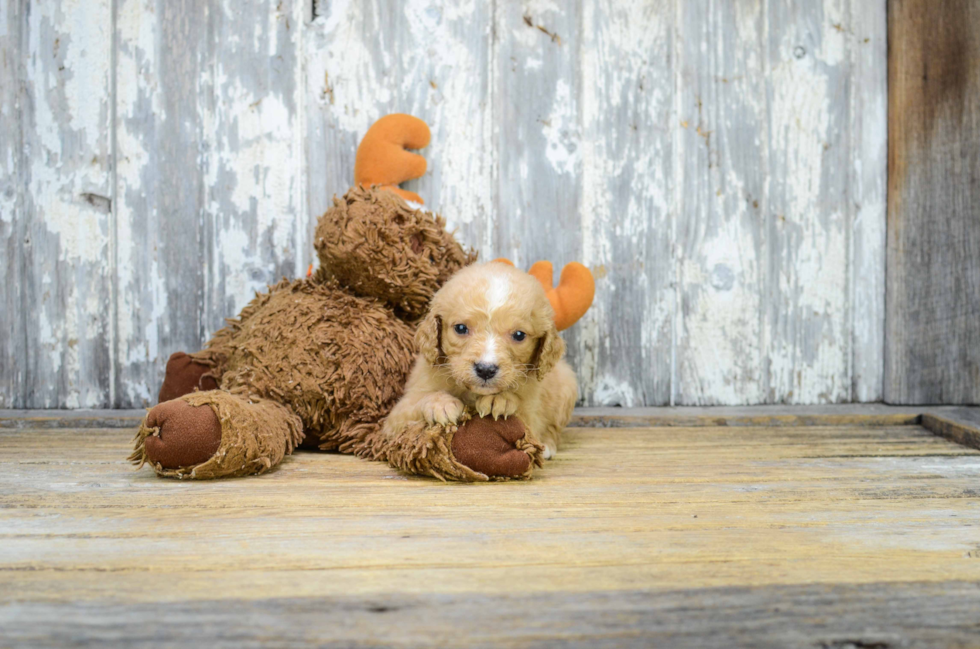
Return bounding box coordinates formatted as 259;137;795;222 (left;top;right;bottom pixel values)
485;272;512;313
477;268;511;365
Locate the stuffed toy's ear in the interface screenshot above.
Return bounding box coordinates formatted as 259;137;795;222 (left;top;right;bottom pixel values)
354;114;431;204
493;258;595;331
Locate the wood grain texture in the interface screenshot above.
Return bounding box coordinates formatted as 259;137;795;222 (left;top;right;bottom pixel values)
2;419;980;645
673;1;887;405
305;0;494;254
675;0;768;405
765;0;852;404
0;0;26;407
493;1;590;401
576;0;675;407
5;583;980;648
1;1;114;408
114;0;305;407
885;0;980;404
6;403;980;429
114;0;212;407
849;0;888;402
2;1;888;407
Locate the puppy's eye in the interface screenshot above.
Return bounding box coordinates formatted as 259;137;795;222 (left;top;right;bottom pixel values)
453;323;469;335
512;331;527;342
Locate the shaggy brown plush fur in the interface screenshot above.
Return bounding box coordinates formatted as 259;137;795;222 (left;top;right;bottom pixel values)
205;274;419;450
315;186;474;318
131;186;546;481
131;391;304;479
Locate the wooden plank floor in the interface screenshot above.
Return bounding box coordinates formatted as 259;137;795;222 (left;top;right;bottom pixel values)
3;418;980;647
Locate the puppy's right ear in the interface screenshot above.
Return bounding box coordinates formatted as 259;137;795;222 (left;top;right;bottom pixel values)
415;312;443;365
531;322;565;378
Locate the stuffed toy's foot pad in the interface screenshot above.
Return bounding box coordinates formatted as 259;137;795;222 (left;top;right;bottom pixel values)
451;415;539;478
143;400;222;469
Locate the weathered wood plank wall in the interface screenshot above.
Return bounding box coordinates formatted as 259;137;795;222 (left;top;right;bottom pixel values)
0;0;887;408
1;1;114;408
113;0;305;406
886;0;980;404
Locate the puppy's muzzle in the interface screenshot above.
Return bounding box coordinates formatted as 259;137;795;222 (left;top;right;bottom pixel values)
473;362;499;381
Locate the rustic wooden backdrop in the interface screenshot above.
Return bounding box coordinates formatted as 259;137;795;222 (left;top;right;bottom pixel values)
0;0;889;408
886;0;980;405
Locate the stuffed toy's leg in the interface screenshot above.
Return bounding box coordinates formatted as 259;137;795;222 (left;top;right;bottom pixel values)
130;391;304;479
381;412;544;482
156;350;226;403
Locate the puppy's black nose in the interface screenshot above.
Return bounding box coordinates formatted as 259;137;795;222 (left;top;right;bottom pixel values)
474;362;499;381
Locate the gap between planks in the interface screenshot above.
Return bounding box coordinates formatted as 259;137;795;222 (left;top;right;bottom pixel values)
2;406;979;452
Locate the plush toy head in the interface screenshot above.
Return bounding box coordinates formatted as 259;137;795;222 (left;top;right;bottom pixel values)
314;187;476;318
314;114;476;317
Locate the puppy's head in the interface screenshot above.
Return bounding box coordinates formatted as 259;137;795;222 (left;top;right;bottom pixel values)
416;262;565;395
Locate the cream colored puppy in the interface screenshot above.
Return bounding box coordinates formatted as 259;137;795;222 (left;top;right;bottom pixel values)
385;262;578;459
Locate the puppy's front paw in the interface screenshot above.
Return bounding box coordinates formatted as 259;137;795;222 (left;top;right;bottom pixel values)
475;393;520;420
420;392;465;426
541;443;557;460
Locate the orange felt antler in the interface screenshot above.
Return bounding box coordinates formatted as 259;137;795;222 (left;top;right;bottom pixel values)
354;114;431;204
492;259;596;331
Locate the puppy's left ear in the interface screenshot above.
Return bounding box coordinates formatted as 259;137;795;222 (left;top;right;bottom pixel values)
532;322;565;378
415;312;443;365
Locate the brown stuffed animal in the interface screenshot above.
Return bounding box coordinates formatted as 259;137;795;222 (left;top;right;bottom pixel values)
130;114;593;481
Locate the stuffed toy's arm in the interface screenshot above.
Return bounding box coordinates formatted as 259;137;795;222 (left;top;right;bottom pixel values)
493;259;595;331
354;114;431;204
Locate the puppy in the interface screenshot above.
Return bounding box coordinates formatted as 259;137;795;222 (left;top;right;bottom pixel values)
384;262;578;459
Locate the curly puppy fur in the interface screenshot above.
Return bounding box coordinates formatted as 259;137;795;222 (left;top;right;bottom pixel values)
385;262;578;459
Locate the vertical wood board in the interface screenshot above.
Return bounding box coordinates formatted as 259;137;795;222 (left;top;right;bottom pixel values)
885;0;980;404
577;0;675;407
0;0;26;407
114;0;304;406
674;0;768;405
304;0;494;261
114;0;212;406
493;1;589;400
848;0;887;402
1;0;114;408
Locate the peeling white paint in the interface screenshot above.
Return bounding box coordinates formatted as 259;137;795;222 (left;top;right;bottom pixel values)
543;79;579;176
206;76;297;314
28;1;112;266
593;375;637;408
12;0;114;408
766;10;851;404
114;0;167;406
3;0;888;408
310;0;392;135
